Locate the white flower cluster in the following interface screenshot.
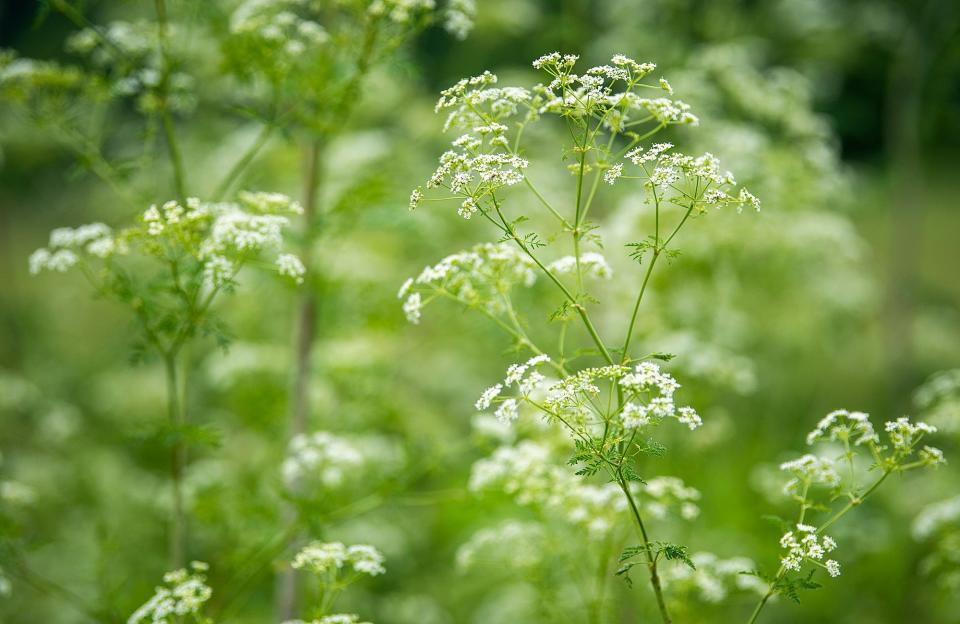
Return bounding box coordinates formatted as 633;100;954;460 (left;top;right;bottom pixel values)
62;21;196;110
528;53;692;126
884;417;938;456
546;253;613;280
543;365;629;412
622;143;759;212
469;441;627;537
28;222;112;274
660;552;766;603
0;53;86;98
434;70;531;131
230;0;330;62
443;0;476;40
276;253;306;284
30;194;305;290
475;354;552;423
398;242;537;323
291;541;386;577
455;520;545;571
370;0;435;24
619;362;702;431
778;524;839;577
282;431;364;491
425;126;530;210
127;562;212;624
531;52;582;72
913;495;960;540
469;441;699;537
644;476;701;520
603;162;623;184
806;409;879;446
787;411;944;494
779;453;841;494
284;615;372;624
913;369;960;434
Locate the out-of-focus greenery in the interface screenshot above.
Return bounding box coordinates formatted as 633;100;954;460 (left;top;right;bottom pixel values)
1;1;958;623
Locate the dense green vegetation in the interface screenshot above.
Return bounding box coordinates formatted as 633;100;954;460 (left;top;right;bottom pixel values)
1;1;958;623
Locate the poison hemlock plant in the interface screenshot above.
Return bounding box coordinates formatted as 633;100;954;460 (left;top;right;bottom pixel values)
127;561;214;624
403;50;758;624
403;51;946;623
29;192;305;568
745;410;945;622
284;541;386;624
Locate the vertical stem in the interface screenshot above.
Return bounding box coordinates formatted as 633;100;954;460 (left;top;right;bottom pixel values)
746;592;773;624
591;535;613;623
277;138;324;620
618;475;671;624
291;139;323;440
164;351;186;568
573;137;588;295
620;250;659;363
277;19;382;619
154;0;187;201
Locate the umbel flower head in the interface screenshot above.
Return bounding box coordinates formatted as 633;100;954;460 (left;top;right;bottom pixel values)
127;561;212;624
763;408;946;592
415;52;759;224
29;192;304;354
292;541;386;577
30;192;304;285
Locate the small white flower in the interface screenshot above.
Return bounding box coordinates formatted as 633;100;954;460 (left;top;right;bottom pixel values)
476;384;502;411
919;445;946;467
603;162;623;185
621;403;650;429
677;406;702;430
494;398;519;424
409;187;423;210
397;277;414;299
346;544;386;576
458;197;479;219
402;293;422;324
275;253;305;284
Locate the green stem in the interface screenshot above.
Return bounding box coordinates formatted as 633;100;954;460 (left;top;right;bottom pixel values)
818;470;891;533
620;202;693;362
491;197;614;365
620;250;659;364
618;473;672;624
163;350;186;568
212;119;276;201
746;470;892;624
573;126;589;295
154;0;187;200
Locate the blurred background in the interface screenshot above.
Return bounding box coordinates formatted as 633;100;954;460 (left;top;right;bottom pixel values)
1;0;959;623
